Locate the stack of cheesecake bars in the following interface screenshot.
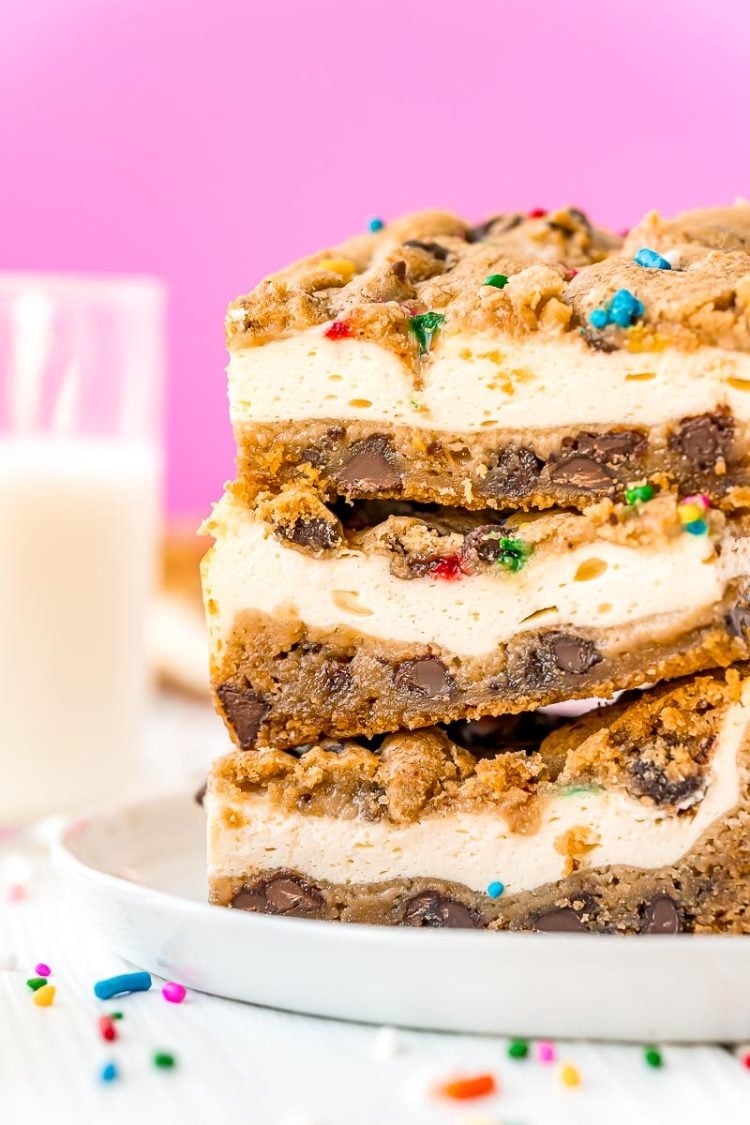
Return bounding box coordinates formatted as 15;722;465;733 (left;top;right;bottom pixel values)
202;202;750;933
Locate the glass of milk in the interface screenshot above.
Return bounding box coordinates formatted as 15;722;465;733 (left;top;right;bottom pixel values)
0;275;165;823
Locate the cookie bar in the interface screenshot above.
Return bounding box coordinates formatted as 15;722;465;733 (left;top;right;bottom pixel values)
206;668;750;933
226;203;750;512
201;484;750;750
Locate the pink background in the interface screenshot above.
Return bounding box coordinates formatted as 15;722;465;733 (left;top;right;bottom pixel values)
2;0;747;514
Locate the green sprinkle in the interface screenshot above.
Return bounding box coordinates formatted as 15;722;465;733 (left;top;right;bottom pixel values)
497;537;533;573
562;784;603;798
484;273;508;289
644;1046;663;1068
26;977;46;991
507;1038;529;1059
110;1011;124;1020
409;311;445;355
625;483;655;505
153;1051;177;1070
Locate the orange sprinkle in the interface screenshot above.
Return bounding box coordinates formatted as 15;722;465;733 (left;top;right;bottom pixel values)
437;1073;498;1100
33;984;56;1007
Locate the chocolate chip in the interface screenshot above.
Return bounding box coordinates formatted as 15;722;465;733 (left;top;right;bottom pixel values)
640;894;682;934
629;757;707;807
394;656;453;698
321;662;352;695
549;455;615;492
467;214;522;242
481;446;543;499
392;259;407;280
402;891;482;929
567;207;594;232
216;684;269;750
463;524;508;564
549;633;602;675
668;412;734;469
231;872;325;917
277;515;341;552
335;436;402;492
402;239;449;261
566;429;647;465
194;781;207;807
533;907;586;933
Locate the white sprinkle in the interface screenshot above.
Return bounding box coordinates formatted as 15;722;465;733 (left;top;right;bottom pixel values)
662;248;683;267
373;1025;403;1059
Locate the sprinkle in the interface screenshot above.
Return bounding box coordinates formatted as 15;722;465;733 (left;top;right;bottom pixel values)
409;311;445;355
528;208;547;218
373;1026;403;1059
497;537;533;573
27;977;47;991
324;319;351;340
644;1046;663;1068
537;1040;556;1063
35;962;51;977
625;483;654;504
685;518;709;536
589;308;609;329
677;501;702;523
590;288;644;330
153;1051;177;1070
110;1011;124;1020
94;971;152;1000
428;555;464;581
558;1062;581;1087
484;274;508;289
437;1073;498;1101
634;247;672;271
162;981;187;1004
683;492;711;510
507;1038;528;1059
33;984;56;1007
100;1062;118;1084
487;881;505;899
367;217;384;233
316;257;356;281
739;1048;750;1069
99;1014;118;1042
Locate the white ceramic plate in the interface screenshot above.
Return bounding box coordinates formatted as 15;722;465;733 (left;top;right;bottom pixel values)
54;790;750;1041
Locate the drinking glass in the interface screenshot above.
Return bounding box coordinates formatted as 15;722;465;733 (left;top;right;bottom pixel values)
0;274;165;823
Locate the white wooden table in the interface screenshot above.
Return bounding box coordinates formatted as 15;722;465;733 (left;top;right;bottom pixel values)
3;697;750;1125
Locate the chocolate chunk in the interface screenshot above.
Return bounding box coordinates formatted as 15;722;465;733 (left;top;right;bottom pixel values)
394;656;453;698
278;515;341;552
335;436;402;492
567;429;647;465
216;684;269;750
402;891;482;929
550;455;615;492
463;524;508;564
567;207;594;232
482;446;543;499
193;781;207;807
467;214;522;242
232;872;325;917
402;239;449;261
640;894;682;934
582;331;619;353
533;907;586;933
392;259;407;281
668;412;734;469
321;662;352;695
549;633;602;675
629;757;707;807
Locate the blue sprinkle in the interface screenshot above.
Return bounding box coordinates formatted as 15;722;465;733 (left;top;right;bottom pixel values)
487;881;505;899
100;1061;118;1083
634;247;672;271
609;288;644;327
367;217;384;233
94;971;152;1000
589;308;609;329
685;518;709;536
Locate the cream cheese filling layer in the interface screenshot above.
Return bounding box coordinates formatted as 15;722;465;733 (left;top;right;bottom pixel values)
203;494;750;659
207;686;750;896
228;328;750;434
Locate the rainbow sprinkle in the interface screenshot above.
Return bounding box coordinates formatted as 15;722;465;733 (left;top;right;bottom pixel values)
367;216;384;233
625;483;654;504
484;273;508;289
153;1051;177;1070
497;537;533;573
634;247;671;270
644;1045;663;1068
100;1062;118;1084
162;981;187;1004
487;881;505;899
507;1038;529;1059
94;971;152;1000
589;288;645;330
537;1040;556;1063
436;1073;497;1100
409;311;445;355
558;1062;581;1087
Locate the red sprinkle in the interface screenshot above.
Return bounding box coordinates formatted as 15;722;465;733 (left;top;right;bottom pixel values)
528;208;547;219
437;1073;498;1101
99;1014;118;1043
741;1051;750;1069
428;555;464;581
324;320;351;340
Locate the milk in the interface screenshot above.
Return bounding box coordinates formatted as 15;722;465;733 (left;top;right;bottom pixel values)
0;438;160;823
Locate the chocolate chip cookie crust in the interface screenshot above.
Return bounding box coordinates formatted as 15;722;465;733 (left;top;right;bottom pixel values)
227;203;750;512
206;669;750;933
